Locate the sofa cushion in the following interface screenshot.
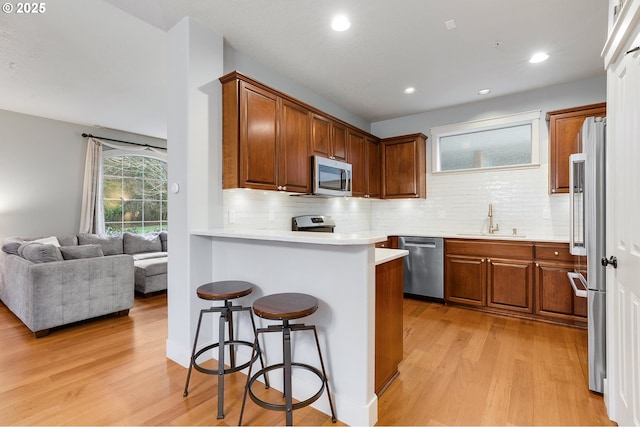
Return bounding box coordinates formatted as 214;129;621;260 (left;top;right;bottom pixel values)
56;235;79;247
134;257;167;277
59;244;104;260
123;232;162;254
132;252;166;261
17;243;63;263
159;231;168;252
77;233;123;256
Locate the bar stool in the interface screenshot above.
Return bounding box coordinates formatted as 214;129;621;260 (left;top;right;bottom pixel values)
239;292;337;426
183;280;268;419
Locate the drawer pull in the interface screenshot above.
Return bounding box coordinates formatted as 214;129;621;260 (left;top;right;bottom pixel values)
554;251;559;256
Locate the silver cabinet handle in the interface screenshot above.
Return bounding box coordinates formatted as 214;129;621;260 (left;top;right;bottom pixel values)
554;251;559;256
567;272;588;298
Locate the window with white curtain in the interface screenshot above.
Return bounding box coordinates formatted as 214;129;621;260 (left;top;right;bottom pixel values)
102;151;168;234
432;110;541;173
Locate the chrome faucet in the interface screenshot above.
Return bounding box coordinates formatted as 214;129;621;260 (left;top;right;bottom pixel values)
488;203;499;234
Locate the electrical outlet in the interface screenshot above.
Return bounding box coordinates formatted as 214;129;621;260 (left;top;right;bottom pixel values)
437;210;446;219
542;208;551;219
228;210;237;224
268;210;275;221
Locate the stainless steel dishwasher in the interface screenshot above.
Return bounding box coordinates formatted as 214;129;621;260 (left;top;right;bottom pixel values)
398;236;444;302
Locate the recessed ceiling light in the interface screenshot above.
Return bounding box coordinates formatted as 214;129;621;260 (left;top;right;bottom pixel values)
444;19;456;30
478;88;491;95
529;52;549;63
404;87;416;94
331;15;351;32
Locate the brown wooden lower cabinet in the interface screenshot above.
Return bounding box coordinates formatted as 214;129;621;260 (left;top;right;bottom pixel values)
375;257;403;395
445;255;486;306
444;239;586;327
487;258;534;313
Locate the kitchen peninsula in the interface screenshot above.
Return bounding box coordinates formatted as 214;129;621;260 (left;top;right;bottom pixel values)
191;228;407;426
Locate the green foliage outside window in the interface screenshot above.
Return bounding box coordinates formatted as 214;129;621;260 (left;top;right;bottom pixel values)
103;155;168;235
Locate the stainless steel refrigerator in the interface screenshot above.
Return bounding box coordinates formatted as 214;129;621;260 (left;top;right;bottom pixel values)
568;116;606;394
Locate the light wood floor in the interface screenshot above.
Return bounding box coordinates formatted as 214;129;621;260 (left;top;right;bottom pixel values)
0;294;614;426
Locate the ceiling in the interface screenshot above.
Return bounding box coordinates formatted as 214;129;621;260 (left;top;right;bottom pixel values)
0;0;609;140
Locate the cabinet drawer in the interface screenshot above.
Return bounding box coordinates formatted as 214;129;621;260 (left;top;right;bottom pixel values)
445;239;533;260
534;243;573;262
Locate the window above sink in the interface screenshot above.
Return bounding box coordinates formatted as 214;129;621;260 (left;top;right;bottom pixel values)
432;110;541;173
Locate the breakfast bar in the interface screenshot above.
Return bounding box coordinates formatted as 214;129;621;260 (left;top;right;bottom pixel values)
191;228;407;426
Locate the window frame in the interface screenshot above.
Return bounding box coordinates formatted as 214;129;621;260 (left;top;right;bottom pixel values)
431;110;541;174
102;148;168;235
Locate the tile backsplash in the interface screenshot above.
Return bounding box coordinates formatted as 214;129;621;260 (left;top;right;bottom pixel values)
222;163;569;240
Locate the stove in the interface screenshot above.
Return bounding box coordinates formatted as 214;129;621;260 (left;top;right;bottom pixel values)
291;215;336;233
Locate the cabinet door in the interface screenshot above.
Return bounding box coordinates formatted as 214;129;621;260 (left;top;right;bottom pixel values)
381;134;427;199
366;137;380;198
348;130;366;197
279;99;311;193
332;122;348;161
547;103;606;194
535;261;587;323
487;258;534;313
445;255;486;307
310;113;331;159
240;81;279;190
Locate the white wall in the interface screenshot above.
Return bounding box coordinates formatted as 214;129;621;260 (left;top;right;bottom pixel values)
165;17;224;366
370;75;606;239
223;75;606;240
0;108;165;242
223;43;371;132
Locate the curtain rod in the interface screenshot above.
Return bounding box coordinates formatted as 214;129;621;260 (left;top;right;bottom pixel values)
82;133;166;150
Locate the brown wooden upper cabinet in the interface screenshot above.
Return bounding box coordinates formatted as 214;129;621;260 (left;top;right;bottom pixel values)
547;102;606;194
311;113;347;161
381;133;427;199
347;130;367;197
366;137;381;198
220;72;310;193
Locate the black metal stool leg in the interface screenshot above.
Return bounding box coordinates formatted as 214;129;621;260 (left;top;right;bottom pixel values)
248;308;270;388
217;305;227;419
312;326;337;423
238;333;260;426
227;301;236;369
183;309;205;397
283;320;293;426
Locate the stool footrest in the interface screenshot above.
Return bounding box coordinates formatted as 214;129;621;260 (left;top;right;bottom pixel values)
192;340;258;375
247;362;326;412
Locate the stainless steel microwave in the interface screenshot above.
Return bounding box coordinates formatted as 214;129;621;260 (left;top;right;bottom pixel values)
312;156;352;197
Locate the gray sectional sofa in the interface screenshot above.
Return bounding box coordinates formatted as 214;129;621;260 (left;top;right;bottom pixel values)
0;232;167;337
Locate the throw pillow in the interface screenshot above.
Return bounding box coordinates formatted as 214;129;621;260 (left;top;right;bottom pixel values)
18;243;63;263
2;238;25;255
59;244;104;260
33;236;61;247
123;232;162;254
77;233;123;256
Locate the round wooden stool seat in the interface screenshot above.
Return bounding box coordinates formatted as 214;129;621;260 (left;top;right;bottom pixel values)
252;293;318;320
196;280;253;301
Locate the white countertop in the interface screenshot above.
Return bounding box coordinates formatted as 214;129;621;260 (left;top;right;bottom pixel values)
375;248;409;265
192;228;388;245
391;231;569;243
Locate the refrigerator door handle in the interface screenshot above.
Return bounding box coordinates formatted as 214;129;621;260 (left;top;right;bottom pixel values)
568;272;588;298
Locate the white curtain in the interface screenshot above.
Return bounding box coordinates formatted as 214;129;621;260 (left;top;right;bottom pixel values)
79;138;105;234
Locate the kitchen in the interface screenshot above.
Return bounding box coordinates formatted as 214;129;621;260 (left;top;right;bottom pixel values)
188;68;605;424
2;0;636;425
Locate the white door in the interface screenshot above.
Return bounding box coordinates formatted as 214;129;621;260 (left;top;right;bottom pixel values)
604;3;640;424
